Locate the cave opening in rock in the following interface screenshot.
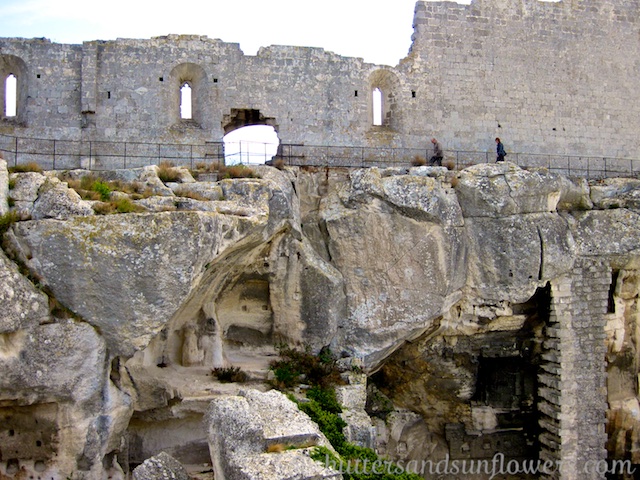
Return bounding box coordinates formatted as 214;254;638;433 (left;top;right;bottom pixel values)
368;284;551;468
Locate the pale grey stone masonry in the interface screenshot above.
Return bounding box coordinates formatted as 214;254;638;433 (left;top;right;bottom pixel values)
1;0;639;161
540;258;609;479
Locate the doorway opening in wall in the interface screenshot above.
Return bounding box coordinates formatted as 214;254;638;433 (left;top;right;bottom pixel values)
223;125;280;165
5;74;17;117
180;82;192;120
372;87;382;126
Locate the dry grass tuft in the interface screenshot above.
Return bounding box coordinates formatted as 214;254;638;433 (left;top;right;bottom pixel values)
157;161;182;183
411;155;426;167
219;164;256;179
173;187;209;201
92;198;144;215
9;162;43;173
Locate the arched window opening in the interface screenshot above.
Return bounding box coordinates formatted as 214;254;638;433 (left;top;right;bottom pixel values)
5;74;17;117
372;88;382;126
180;82;192;119
223;125;280;165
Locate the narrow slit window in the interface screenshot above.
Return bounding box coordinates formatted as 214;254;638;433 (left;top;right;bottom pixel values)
608;270;619;313
5;74;17;117
180;82;192;119
372;88;382;126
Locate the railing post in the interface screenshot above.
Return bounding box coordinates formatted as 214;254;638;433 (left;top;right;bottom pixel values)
191;144;194;170
124;142;127;169
53;139;56;170
14;136;18;167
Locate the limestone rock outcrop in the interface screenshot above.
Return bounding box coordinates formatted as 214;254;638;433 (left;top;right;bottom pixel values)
0;248;49;334
1;161;640;477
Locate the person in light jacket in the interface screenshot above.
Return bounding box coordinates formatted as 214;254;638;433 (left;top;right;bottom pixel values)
429;138;443;166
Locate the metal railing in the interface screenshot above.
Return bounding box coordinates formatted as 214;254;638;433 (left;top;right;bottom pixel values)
1;133;639;179
0;134;225;171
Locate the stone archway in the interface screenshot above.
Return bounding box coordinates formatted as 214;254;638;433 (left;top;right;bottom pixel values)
222;108;278;135
222;109;280;165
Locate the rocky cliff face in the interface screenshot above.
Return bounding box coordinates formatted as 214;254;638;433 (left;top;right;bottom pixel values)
0;159;639;479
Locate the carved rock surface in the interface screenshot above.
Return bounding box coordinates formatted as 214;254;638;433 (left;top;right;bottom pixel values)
132;452;190;480
0;248;49;334
10;211;261;356
0;320;106;405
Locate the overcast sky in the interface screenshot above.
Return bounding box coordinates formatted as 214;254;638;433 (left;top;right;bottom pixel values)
0;0;472;66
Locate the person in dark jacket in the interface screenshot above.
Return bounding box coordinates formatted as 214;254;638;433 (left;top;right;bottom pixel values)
495;137;506;162
429;138;443;166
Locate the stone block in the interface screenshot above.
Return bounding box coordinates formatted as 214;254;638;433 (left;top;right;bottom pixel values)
132;452;189;480
206;389;340;480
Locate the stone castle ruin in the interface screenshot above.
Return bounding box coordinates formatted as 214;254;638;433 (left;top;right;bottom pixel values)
1;0;640;164
1;1;640;480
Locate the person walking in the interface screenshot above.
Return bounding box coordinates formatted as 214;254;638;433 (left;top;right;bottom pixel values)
429;138;443;166
495;138;506;162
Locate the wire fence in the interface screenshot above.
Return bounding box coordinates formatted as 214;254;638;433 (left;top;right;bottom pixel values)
1;133;639;179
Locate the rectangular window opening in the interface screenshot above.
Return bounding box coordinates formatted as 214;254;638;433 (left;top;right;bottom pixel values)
608;270;620;313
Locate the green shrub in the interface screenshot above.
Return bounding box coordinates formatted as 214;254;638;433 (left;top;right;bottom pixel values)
268;348;419;480
8;178;16;190
269;345;342;389
299;398;347;450
212;366;248;383
306;385;342;414
91;181;112;201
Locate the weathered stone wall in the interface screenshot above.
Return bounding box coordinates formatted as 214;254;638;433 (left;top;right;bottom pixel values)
405;0;640;157
540;260;609;479
2;0;640;159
